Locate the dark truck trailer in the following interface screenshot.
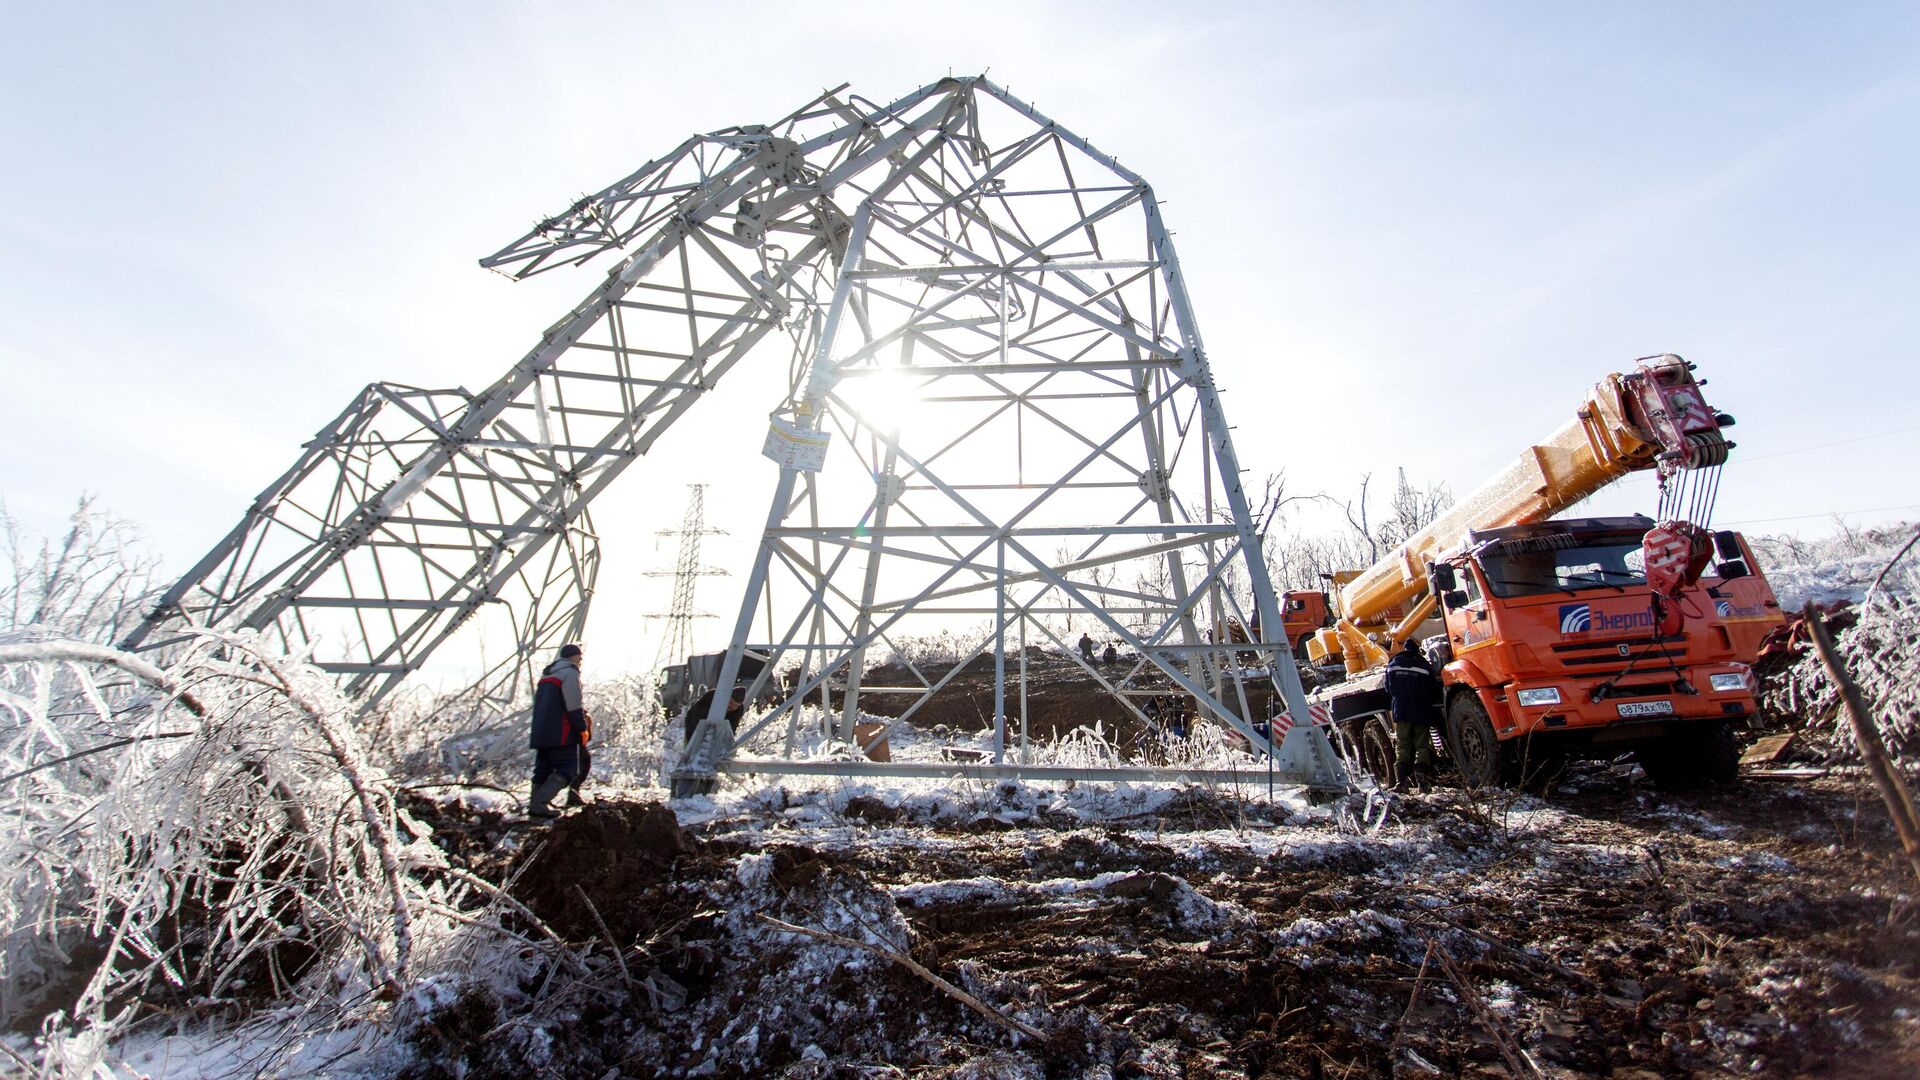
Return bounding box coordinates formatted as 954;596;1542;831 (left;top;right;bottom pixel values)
659;649;771;719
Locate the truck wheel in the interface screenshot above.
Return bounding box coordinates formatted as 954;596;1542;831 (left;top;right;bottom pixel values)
1446;693;1509;789
1359;715;1398;787
1332;718;1397;786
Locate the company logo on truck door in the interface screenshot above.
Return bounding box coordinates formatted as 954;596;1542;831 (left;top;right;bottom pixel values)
1558;603;1658;635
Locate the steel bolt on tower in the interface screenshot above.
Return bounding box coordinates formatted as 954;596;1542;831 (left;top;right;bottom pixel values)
124;76;1346;794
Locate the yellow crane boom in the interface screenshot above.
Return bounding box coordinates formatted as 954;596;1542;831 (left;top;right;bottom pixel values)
1314;353;1731;670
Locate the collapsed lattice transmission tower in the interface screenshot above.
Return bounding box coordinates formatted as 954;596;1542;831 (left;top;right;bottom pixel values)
124;76;1346;791
647;484;726;672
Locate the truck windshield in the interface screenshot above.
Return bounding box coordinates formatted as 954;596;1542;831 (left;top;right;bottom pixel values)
1478;541;1647;599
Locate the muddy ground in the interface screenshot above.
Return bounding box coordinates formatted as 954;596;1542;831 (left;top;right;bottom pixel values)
402;766;1920;1079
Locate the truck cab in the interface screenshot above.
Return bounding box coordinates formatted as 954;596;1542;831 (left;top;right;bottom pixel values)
1431;515;1755;786
1697;530;1788;662
1277;590;1330;657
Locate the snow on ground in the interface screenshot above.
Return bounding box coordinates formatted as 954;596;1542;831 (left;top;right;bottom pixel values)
69;765;1920;1079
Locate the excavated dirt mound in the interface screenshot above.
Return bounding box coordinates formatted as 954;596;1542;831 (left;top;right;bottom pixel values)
514;801;697;942
396;774;1920;1078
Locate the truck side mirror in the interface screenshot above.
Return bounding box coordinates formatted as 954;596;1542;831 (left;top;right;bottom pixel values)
1715;559;1750;581
1430;563;1457;591
1442;589;1469;610
1712;530;1743;561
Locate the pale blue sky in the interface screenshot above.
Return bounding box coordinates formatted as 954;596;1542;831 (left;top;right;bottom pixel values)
3;2;1916;662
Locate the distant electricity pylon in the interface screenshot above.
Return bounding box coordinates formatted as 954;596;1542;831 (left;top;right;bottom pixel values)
647;484;727;671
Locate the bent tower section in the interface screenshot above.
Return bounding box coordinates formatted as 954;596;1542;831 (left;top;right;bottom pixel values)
125;77;1346;791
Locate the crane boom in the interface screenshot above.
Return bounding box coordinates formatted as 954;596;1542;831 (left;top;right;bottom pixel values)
1331;354;1729;638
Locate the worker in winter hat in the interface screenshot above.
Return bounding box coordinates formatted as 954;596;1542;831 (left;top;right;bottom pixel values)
683;683;747;759
528;644;591;819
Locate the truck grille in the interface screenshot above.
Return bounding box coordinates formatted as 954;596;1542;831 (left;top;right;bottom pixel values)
1551;636;1684;669
1552;634;1661;653
1558;649;1686;667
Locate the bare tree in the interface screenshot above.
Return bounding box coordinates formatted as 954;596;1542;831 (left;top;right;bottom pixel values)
1;496;162;644
1260;470;1453;596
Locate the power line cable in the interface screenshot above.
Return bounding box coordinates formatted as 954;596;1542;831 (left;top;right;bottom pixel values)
1733;422;1920;465
1607;422;1920;490
1716;502;1920;526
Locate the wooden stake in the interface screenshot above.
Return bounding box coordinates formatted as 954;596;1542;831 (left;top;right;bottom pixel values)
1390;938;1437;1054
1804;603;1920;883
1432;941;1545;1080
573;883;634;989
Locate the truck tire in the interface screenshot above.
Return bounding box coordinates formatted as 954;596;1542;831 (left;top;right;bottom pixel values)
1358;715;1398;786
1331;716;1397;786
1445;693;1511;789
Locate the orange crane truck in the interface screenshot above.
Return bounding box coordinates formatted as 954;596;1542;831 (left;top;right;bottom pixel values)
1282;528;1788;668
1289;354;1761;788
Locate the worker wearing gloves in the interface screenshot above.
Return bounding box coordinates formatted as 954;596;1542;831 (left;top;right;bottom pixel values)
1384;639;1440;788
528;643;591;819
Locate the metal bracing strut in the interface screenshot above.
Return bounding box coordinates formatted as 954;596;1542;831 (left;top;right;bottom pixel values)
127;76;1348;793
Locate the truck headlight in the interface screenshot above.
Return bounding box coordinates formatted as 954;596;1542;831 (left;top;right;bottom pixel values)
1709;672;1749;693
1516;687;1562;707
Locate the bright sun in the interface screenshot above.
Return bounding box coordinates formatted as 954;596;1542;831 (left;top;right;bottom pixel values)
832;367;930;433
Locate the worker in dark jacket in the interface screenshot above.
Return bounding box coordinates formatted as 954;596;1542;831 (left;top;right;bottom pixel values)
684;684;746;755
1383;639;1440;786
528;644;589;818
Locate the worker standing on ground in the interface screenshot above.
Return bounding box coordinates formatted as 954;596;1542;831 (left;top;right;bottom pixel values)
1384;639;1440;788
529;644;590;819
1078;632;1095;663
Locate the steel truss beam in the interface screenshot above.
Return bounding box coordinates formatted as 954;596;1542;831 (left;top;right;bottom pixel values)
125;75;1346;792
123;80;958;711
674;78;1346;793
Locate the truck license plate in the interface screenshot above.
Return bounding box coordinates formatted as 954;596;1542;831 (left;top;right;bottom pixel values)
1616;700;1674;718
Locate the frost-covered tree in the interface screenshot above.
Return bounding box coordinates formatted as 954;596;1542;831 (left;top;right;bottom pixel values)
0;502;542;1077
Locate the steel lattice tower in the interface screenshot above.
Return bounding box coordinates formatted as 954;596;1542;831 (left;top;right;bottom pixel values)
123;76;1347;792
648;484;725;672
